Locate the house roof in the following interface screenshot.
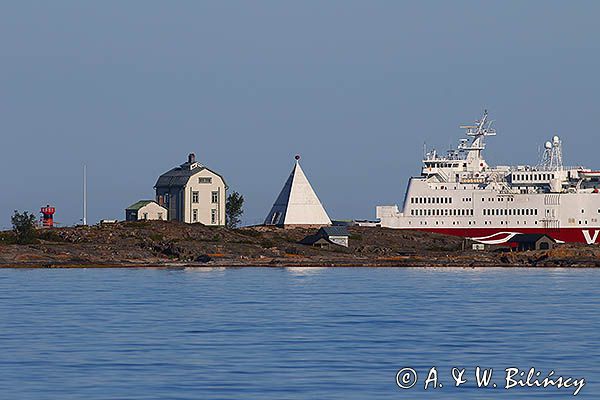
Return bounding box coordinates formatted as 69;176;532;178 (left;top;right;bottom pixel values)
300;234;338;246
509;233;555;243
154;161;228;189
300;226;349;246
320;226;349;237
126;200;158;211
300;236;333;246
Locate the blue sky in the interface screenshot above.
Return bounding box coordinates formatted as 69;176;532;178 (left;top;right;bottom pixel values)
2;1;600;227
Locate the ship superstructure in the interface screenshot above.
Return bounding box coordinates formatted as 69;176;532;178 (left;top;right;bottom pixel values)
376;111;600;244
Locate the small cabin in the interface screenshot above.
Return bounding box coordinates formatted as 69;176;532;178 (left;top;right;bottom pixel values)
301;226;349;249
508;234;556;251
125;200;167;221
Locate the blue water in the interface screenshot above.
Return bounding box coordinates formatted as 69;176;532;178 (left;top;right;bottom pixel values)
0;267;597;399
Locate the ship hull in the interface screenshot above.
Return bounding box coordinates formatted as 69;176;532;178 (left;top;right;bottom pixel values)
406;227;600;245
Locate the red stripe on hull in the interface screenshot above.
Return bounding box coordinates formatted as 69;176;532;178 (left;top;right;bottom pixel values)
407;227;600;244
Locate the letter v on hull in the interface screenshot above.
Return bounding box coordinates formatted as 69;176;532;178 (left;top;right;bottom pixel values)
582;230;600;245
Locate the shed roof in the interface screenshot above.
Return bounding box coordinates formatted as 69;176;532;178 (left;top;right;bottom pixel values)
300;235;337;247
509;233;555;243
126;200;158;211
320;226;349;237
300;226;349;246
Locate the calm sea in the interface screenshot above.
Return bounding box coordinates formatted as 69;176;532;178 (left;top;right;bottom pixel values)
0;267;597;399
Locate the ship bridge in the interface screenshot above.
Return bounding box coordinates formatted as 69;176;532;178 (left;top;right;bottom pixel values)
421;110;495;183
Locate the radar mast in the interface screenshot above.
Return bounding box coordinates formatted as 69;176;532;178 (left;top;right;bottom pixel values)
459;110;496;161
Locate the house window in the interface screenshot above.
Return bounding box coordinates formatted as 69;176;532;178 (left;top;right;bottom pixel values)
158;212;163;220
192;209;198;222
192;191;199;203
199;177;212;184
142;213;148;220
211;209;217;224
211;191;219;203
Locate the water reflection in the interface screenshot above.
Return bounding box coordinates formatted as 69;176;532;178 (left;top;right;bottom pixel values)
286;266;327;276
183;266;227;274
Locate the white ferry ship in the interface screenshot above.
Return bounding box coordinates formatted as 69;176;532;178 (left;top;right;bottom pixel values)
376;111;600;244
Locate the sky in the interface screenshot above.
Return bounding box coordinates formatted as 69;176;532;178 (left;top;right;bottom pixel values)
2;1;600;228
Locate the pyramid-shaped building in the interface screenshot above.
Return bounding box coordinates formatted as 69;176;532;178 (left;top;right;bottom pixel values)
264;156;331;227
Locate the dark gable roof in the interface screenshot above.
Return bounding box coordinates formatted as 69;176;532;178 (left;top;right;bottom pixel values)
320;226;349;237
510;234;555;243
154;162;228;189
301;226;349;245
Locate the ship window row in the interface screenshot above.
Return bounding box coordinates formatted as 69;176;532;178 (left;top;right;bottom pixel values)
513;173;555;181
428;162;462;168
410;209;473;216
482;197;514;202
483;220;536;225
483;208;538;216
410;197;453;204
413;220;475;226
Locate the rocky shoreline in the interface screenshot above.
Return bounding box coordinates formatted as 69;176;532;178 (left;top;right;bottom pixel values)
1;221;599;268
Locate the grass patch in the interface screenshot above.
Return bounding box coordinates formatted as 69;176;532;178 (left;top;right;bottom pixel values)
260;239;275;248
37;230;67;243
0;231;16;244
236;229;262;238
148;232;164;242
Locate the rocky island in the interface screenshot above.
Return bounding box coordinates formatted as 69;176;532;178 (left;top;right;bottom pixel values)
1;221;599;268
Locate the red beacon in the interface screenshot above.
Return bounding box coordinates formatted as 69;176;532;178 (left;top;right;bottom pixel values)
40;205;56;228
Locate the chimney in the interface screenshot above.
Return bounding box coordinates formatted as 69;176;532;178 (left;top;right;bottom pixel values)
188;153;196;164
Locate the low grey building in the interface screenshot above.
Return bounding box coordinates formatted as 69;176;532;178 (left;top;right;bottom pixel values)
301;226;350;249
508;234;556;251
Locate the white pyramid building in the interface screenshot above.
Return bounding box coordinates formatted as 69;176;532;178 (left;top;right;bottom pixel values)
264;156;332;227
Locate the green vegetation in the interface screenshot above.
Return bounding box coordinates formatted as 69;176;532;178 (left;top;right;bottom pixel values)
236;229;261;237
148;232;164;242
349;233;363;241
37;230;66;243
226;191;244;229
11;211;38;244
0;231;16;245
260;239;275;248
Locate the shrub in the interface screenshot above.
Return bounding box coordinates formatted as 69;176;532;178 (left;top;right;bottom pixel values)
11;211;38;244
226;191;244;228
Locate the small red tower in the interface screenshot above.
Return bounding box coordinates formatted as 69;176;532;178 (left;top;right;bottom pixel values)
40;205;56;228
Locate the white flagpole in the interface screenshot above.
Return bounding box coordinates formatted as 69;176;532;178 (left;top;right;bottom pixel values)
83;164;87;226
